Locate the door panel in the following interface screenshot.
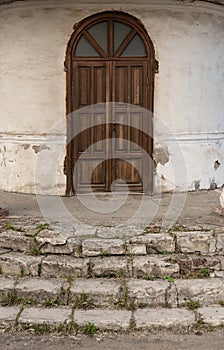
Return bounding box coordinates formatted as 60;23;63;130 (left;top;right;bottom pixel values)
111;61;149;192
72;60;151;193
73;61;108;191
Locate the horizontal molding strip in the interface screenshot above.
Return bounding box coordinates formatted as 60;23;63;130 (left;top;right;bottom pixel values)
0;133;66;145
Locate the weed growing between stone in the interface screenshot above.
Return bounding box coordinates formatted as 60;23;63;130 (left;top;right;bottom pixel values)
1;289;34;306
185;299;200;310
73;293;94;310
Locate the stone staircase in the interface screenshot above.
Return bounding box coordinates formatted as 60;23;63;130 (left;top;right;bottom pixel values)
0;216;223;333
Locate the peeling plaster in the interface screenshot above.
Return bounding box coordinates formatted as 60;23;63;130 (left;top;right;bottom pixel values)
194;180;201;190
0;146;7;167
153;146;170;166
22;144;30;150
214;160;221;170
32;145;50;154
210;177;217;189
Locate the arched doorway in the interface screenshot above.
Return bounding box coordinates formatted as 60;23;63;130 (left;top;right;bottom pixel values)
65;11;155;195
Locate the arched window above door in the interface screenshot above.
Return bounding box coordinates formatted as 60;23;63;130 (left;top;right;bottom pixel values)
74;19;147;58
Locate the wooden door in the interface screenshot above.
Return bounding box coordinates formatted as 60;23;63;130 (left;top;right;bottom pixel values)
111;60;150;192
73;61;108;192
65;12;155;194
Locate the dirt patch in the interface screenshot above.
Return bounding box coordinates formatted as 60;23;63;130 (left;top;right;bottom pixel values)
0;330;224;350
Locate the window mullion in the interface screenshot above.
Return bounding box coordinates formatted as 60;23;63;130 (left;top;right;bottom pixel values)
108;20;113;57
113;29;136;58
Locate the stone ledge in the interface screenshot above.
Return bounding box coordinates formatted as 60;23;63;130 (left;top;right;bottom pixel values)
129;233;175;253
41;255;90;278
82;238;125;257
198;306;224;326
132;256;180;278
0;305;223;331
73;309;131;330
1;225;224;257
176;232;216;254
0;253;42;277
174;278;224;307
134;308;195;329
19;307;72;325
0;306;20;322
0;252;223;279
69;278;121;307
15;277;68;304
1;277;223;309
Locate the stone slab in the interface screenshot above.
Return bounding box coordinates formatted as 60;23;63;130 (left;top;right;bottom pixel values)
39;243;73;255
74;309;131;330
126;244;147;255
36;229;69;245
134;308;195;328
0;276;16;292
211;271;224;278
82;238;125;257
0;253;42;277
198;306;224;326
41;255;90;278
67;238;82;257
216;233;224;253
130;234;175;253
19;307;72;325
175;278;224;306
176;232;216;254
69;278;120;307
219;256;224;270
0;231;32;253
36;229;74;255
0;306;20;322
176;254;221;277
127;279;171;307
15;277;67;304
91;256;129;278
132;256;179;278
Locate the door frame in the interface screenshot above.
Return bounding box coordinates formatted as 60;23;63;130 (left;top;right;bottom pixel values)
64;11;156;196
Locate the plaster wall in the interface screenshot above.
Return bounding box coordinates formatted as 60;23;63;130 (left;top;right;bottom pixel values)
0;0;224;194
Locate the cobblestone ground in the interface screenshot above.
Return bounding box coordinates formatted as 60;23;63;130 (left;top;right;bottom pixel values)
0;330;224;350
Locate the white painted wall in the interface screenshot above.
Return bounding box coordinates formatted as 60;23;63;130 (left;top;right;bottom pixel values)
0;0;224;194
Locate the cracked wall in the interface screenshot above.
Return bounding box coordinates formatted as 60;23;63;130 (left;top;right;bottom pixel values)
0;0;224;194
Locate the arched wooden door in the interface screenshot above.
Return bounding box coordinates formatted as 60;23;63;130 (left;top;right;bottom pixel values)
65;11;155;195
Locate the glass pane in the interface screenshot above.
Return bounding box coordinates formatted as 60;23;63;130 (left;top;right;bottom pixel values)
88;21;108;53
114;21;132;52
121;33;146;57
75;35;100;56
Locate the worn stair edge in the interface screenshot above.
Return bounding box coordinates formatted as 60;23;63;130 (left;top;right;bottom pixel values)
0;306;223;332
0;276;224;309
0;251;224;279
0;228;224;256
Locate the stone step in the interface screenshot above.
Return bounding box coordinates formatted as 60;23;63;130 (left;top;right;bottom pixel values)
0;276;224;309
0;220;223;257
0;305;224;332
0;250;223;279
0;249;224;279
